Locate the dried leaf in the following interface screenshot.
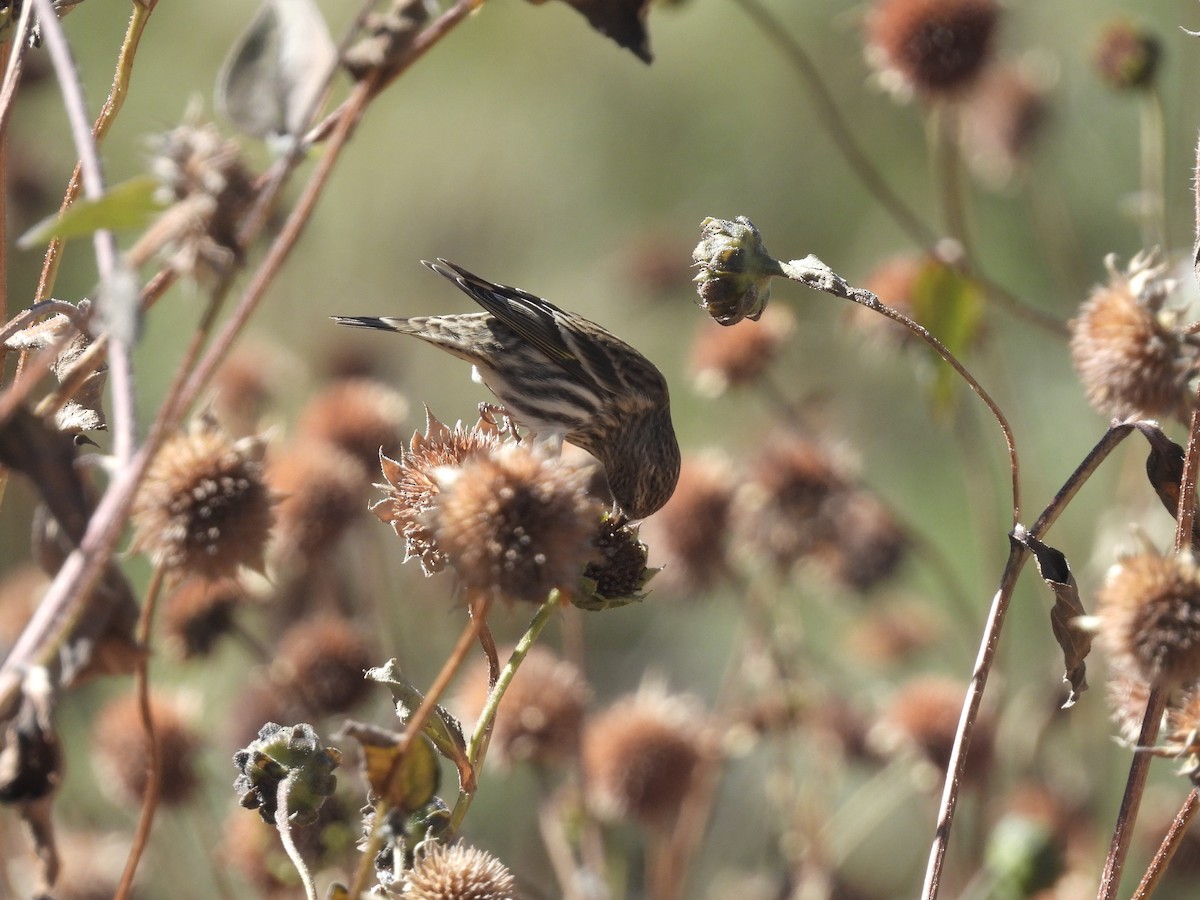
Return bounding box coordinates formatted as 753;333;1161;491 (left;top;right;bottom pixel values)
1137;422;1200;550
217;0;337;140
342;721;439;811
342;0;429;80
528;0;653;63
1012;525;1090;707
366;661;472;790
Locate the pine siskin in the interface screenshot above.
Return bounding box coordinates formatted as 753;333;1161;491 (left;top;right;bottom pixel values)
334;259;681;519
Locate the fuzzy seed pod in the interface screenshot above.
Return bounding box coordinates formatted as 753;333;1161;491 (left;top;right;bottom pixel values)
93;691;200;807
866;0;1000;98
404;842;517;900
297;378;409;473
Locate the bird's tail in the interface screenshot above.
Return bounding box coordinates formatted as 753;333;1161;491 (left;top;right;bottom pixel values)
331;315;414;333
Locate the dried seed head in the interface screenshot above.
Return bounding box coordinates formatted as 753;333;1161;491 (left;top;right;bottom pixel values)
209;339;291;435
866;0;1000;99
817;488;908;592
689;307;794;398
132;419;274;580
1069;253;1192;421
429;443;602;604
733;432;852;572
454;644;590;768
297;378;410;473
1096;551;1200;690
579;514;654;608
960;64;1047;186
1094;20;1161;91
642;456;734;595
872;676;993;785
141;121;258;282
848;254;925;345
582;683;713;825
161;577;244;659
404;842;517;900
373;411;504;575
233;723;341;826
273;614;373;717
1105;660;1154;744
269;439;369;561
93;691;200;807
847;602;942;668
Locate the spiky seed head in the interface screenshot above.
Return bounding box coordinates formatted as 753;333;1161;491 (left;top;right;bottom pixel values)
582;682;714;825
689;306;794;397
428;443;602;604
403;842;517;900
132;418;274;581
866;0;1000;99
642;456;735;595
272;614;373;717
960;65;1047;186
268;439;368;562
579;514;655;608
373;411;504;575
453;644;590;768
1069;253;1192;421
1096;551;1200;690
93;691;200;807
297;378;410;473
161;577;244;660
871;676;994;786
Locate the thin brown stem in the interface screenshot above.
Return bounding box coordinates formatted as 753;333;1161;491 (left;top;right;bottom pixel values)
1132;788;1200;899
114;564;167;900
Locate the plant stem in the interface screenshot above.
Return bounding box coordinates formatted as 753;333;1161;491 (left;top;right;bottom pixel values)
1132;788;1200;898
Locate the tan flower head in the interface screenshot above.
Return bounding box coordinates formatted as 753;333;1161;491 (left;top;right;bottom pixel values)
404;842;517;900
866;0;1000;99
273;614;374;717
161;577;244;659
689;307;794;397
372;410;504;575
132;418;274;580
430;443;602;604
1070;253;1194;421
872;675;993;785
93;690;200;807
960;64;1048;186
1094;19;1161;91
642;456;734;595
582;682;714;825
297;378;410;473
454;644;590;768
1096;550;1200;690
269;438;368;562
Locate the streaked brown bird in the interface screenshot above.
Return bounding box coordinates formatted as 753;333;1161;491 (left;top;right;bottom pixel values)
334;259;681;519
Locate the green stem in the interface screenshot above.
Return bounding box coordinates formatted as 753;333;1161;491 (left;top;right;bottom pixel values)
449;590;561;833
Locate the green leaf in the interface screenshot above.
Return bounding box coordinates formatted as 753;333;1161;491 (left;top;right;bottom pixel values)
18;176;164;249
909;261;985;413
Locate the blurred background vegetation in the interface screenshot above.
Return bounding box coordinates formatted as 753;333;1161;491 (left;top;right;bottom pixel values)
7;0;1200;897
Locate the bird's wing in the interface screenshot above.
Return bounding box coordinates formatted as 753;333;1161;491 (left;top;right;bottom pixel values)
424;259;599;388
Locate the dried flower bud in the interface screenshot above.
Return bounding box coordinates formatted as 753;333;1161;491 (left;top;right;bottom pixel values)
1095;551;1200;690
373;411;504;575
297;378;409;473
1070;253;1193;421
582;683;713;825
454;645;590;768
1094;20;1161;91
93;691;200;807
866;0;1000;99
132;419;274;581
403;842;517;900
429;443;602;604
233;722;341;826
692;216;782;326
